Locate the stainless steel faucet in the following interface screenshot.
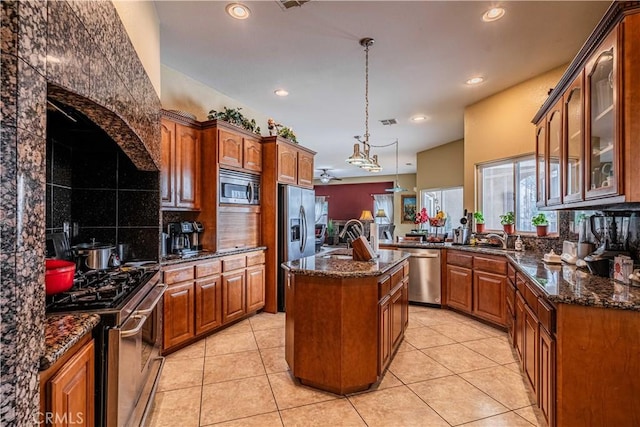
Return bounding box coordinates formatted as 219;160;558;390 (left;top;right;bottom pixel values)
339;219;364;248
485;231;508;249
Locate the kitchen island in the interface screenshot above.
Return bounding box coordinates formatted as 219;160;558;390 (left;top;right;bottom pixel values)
282;249;410;394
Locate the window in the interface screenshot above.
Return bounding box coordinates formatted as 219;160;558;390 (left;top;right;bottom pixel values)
420;187;463;234
477;156;557;234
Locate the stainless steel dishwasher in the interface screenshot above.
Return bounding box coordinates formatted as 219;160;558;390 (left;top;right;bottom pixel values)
403;248;441;305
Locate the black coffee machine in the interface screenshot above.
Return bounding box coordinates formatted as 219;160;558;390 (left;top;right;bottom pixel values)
583;213;631;277
167;221;204;255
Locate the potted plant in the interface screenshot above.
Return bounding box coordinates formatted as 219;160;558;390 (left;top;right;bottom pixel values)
532;213;549;237
474;211;485;233
208;107;261;135
499;211;515;234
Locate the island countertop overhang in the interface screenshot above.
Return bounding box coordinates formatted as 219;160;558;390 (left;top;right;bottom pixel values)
281;249;410;278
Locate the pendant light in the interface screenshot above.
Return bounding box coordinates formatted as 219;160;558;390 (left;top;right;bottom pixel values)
345;38;381;172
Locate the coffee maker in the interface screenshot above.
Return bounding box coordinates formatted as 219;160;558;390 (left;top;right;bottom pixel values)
583;213;631;277
167;221;204;256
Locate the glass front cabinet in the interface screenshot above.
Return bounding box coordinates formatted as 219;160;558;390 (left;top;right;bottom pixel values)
533;14;640;209
585;29;619;199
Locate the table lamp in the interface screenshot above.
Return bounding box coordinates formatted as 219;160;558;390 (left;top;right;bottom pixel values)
359;210;374;222
375;209;387;223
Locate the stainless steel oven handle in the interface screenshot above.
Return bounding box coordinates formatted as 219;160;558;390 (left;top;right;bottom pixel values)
135;283;167;315
120;314;147;338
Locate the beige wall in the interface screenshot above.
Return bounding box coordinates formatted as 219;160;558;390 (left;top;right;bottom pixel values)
416;139;464;191
113;1;161;96
317;173;418;237
161;65;271;129
463;65;566;209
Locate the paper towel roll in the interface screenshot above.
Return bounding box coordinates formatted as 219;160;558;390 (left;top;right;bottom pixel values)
370;223;379;253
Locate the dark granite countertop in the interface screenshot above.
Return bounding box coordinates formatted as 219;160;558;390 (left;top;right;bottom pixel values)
282;249;410;278
40;313;100;371
160;246;267;266
381;241;640;311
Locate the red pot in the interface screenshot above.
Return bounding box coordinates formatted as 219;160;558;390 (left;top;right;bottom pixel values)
476;223;485;233
536;225;548;237
45;259;75;295
503;224;515;235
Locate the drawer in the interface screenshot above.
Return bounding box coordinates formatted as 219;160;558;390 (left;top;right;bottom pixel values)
473;255;507;275
537;297;555;333
391;265;404;287
379;276;391;299
196;260;221;278
222;256;247;272
447;251;473;268
524;281;539;311
163;265;195;284
246;251;265;266
403;261;410;277
507;262;516;283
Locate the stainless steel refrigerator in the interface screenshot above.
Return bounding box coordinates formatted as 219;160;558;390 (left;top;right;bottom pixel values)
278;184;316;311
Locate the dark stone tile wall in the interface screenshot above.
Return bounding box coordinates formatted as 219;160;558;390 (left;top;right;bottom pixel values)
1;1;161;424
46;111;160;262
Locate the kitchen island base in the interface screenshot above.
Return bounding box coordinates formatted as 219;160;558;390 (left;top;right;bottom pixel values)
283;250;410;395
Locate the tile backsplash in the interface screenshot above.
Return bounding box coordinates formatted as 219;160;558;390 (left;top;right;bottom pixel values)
46;110;160;260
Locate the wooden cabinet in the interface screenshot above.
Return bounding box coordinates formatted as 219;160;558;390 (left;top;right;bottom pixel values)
533;6;640;208
195;275;222;334
218;128;243;169
41;336;95;427
276;142;297;184
246;264;265;312
161;115;201;211
218;128;262;172
162;251;265;353
222;270;246;323
473;271;506;325
164;281;195;348
510;270;557;426
539;325;555;427
217;205;260;251
445;265;473;313
263;136;316;189
378;262;410;374
378;295;391;373
297;150;314;187
523;302;538;393
514;291;525;362
445;250;507;327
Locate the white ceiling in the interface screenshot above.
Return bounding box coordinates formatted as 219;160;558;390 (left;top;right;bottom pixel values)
154;0;610;180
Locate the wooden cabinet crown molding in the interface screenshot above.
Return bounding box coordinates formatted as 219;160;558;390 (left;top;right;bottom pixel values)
532;2;640;123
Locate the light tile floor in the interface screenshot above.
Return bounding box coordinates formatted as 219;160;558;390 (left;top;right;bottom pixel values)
147;306;545;427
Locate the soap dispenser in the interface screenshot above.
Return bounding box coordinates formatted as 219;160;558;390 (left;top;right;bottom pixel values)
515;235;524;252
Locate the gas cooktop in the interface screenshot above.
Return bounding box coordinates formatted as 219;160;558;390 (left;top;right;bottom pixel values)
46;265;159;312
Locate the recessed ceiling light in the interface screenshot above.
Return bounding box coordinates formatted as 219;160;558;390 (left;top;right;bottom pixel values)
274;89;289;97
466;76;485;85
226;3;250;20
482;7;505;22
410;115;428;123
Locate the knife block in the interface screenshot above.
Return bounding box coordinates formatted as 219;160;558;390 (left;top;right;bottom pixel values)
351;236;376;261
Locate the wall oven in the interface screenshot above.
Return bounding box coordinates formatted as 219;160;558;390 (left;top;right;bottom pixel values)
219;169;260;205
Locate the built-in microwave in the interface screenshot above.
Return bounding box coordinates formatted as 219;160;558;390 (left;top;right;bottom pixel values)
219;169;260;205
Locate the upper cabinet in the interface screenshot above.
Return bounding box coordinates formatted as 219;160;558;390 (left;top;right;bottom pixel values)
215;123;262;173
533;5;640;208
585;30;618;199
161;113;201;211
262;136;316;189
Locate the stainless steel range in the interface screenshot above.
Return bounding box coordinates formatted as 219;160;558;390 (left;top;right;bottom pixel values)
47;265;167;427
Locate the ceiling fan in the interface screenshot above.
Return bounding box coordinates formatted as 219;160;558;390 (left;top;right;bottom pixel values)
318;169;342;184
